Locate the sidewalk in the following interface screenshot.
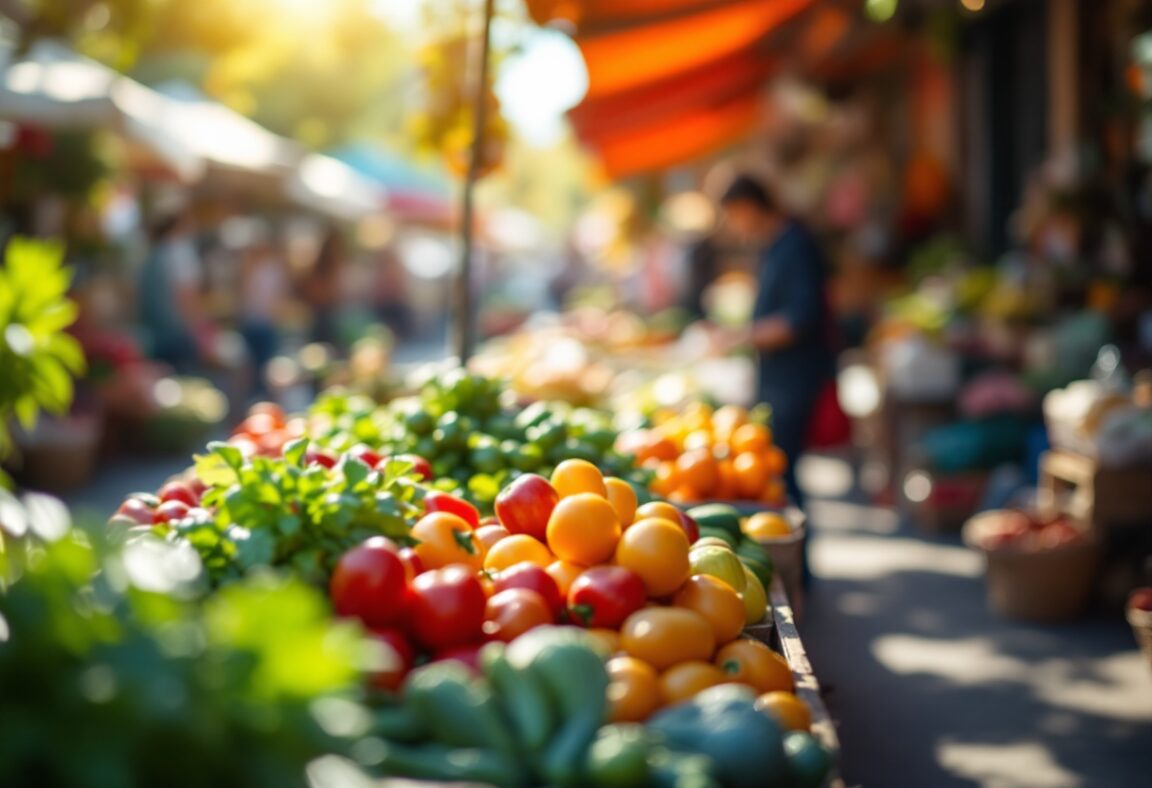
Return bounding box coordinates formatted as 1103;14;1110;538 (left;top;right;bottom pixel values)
799;455;1152;787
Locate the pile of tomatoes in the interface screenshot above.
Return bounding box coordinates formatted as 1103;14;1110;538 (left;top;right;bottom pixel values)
328;456;815;733
621;403;788;505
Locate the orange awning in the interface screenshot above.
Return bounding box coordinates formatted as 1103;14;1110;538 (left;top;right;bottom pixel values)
525;0;740;33
593;93;762;179
569;48;778;141
571;0;813;100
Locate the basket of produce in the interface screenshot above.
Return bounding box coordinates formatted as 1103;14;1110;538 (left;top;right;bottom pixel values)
1126;588;1152;675
96;384;837;787
619;402;787;507
963;509;1099;622
680;502;806;622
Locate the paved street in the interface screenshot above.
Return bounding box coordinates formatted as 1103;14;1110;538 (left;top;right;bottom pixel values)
799;456;1152;788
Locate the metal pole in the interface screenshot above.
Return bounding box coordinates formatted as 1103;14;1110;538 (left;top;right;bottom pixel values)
452;0;496;364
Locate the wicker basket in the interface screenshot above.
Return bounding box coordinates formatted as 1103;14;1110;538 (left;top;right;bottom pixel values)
1127;607;1152;674
964;512;1099;622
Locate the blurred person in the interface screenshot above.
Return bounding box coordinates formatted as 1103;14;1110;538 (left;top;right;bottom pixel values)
371;244;411;337
138;208;208;373
712;175;836;510
301;225;345;346
682;233;722;321
238;227;290;397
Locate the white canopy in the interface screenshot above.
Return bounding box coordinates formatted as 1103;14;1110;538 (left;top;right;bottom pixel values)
1;43;384;220
0;41;204;181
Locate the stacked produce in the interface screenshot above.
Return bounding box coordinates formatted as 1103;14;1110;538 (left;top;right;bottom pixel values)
300;370;643;510
103;383;832;786
621;402;787;505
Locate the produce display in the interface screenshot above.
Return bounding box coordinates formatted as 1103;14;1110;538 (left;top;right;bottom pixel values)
85;372;836;787
298;370;644;510
963;509;1086;553
620;402;787;505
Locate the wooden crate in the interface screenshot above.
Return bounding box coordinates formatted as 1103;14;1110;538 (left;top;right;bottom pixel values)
765;576;843;787
1038;449;1152;529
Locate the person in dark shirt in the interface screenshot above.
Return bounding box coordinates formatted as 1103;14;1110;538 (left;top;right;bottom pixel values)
713;175;836;510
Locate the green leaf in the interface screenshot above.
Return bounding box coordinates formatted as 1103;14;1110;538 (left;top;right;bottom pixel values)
207;442;245;472
283;437;308;467
232;528;276;569
193;452;239;488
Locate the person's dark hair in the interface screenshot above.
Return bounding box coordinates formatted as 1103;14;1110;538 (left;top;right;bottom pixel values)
720;175;776;213
148;211;184;242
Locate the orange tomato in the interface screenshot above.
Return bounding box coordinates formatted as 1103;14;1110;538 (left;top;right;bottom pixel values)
714;639;793;693
620;607;716;671
668;485;701;504
411;512;484;570
545;559;586;597
673;574;746;645
550;459;607;498
761;479;786;506
714;460;738;500
683;430;714;452
607;656;663;722
731;423;771;454
676;449;719;497
755;691;812;731
647;434;680;462
614;518;691;597
651;462;679;497
635;501;683;523
605;477;638;527
475;524;510;552
659;661;728;705
712;405;749;440
482;534;552;571
742;512;791;540
763;445;788;476
546;493;621;565
733;452;770;499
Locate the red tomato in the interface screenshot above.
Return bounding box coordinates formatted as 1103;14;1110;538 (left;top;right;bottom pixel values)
406;565;487;649
432;642;487;674
116;498;155;525
494;562;564;618
347;444;383;468
567;566;646;628
367;627;415;691
305;446;338;468
330;537;409;627
153;500;191;524
495;473;559;541
379;454;434;481
398;547;424;582
678;511;701;544
484;588;553;642
158;481;199;507
424;491;480;528
186;476;208;498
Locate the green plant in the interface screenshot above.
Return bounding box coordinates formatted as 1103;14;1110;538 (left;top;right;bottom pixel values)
0;491;370;788
0;237;86;481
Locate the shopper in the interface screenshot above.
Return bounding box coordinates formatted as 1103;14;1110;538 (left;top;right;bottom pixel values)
138;208;207;373
238;227;290;397
302;225;345;347
712;175;836;510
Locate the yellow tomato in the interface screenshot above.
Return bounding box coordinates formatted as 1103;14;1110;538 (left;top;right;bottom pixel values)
545;493;620;565
550;459;607;498
620;607;715;671
614;518;691;598
482;534;552;571
756;691;812;731
714;639;793;693
604;477;638;528
673;574;746;645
